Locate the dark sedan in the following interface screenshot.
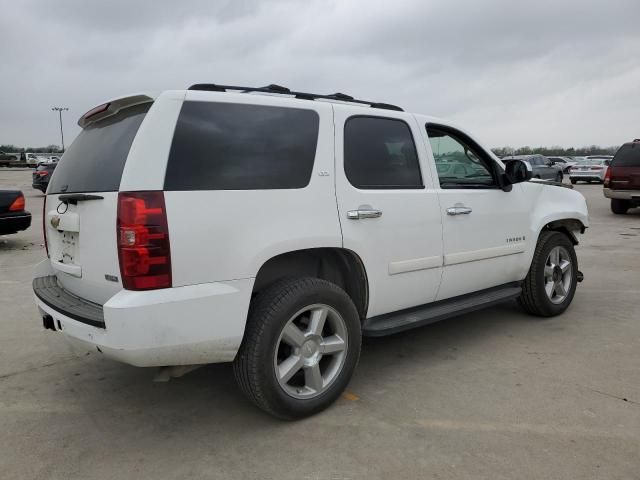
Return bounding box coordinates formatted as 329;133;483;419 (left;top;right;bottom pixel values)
0;190;31;236
32;163;56;193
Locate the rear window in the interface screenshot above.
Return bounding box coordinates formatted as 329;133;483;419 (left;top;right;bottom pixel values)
48;103;151;194
164;101;320;190
611;144;640;167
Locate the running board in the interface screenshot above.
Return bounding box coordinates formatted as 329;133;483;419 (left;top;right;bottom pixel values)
362;283;522;337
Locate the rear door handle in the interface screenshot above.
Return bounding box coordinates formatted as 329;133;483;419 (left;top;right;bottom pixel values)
347;208;382;220
447;206;472;215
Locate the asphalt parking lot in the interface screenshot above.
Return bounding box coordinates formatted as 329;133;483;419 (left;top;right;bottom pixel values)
1;169;638;480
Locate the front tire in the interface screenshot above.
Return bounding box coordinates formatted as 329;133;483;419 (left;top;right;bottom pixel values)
519;231;578;317
233;277;361;419
611;199;630;215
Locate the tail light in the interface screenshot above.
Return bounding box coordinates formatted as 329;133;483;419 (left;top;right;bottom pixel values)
604;166;611;187
590;166;603;171
42;196;49;257
83;102;110;119
9;194;25;211
37;171;49;177
117;191;171;290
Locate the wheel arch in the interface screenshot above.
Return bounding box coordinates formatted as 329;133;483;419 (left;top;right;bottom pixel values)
540;218;586;245
252;247;369;320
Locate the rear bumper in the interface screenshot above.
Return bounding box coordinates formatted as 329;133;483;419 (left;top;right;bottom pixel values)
32;261;254;367
603;188;640;203
0;212;31;235
32;180;48;191
569;173;605;181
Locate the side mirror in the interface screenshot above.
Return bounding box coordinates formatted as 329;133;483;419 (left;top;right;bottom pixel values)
504;160;532;184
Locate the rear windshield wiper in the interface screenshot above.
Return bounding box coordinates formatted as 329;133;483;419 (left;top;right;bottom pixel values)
58;193;104;205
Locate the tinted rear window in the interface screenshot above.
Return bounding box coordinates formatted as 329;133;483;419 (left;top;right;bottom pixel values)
611;144;640;167
48;103;151;194
344;116;423;189
165;101;319;190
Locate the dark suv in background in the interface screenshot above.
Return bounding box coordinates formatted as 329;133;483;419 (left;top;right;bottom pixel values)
32;163;57;193
604;140;640;214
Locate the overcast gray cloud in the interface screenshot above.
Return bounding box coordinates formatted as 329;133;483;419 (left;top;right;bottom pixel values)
1;0;639;148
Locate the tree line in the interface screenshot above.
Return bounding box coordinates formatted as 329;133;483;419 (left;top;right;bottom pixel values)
491;145;619;157
0;145;63;153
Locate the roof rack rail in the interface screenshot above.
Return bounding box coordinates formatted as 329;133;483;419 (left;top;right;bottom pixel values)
187;83;404;112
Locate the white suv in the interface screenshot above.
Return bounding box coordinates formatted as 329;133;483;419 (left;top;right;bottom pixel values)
33;84;589;419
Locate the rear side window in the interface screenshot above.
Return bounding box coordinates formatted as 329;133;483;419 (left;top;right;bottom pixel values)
612;144;640;167
48;103;150;194
165;102;319;190
344;116;423;189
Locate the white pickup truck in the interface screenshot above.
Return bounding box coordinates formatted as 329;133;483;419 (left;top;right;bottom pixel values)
33;84;588;419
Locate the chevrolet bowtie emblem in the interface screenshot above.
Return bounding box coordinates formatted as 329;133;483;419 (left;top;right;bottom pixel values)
50;216;60;229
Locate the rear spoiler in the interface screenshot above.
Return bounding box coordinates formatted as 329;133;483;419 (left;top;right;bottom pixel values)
78;93;155;128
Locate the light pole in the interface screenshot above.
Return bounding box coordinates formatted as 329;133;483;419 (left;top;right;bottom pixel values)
51;107;69;153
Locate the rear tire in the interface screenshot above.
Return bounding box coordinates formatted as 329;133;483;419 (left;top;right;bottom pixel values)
570;178;577;185
611;199;630;215
518;231;578;317
233;277;361;419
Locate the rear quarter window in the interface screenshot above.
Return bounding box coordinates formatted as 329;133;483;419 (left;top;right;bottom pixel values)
48;103;151;194
164;101;320;190
612;144;640;167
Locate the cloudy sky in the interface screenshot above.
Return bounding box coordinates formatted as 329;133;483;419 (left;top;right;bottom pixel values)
1;0;639;149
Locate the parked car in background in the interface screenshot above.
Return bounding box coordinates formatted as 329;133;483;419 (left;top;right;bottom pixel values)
547;156;577;173
0;190;31;235
20;152;40;167
32;163;57;193
569;158;609;184
502;154;564;181
0;150;18;167
604;139;640;214
435;161;483;178
586;155;613;163
33;86;588;419
36;156;58;166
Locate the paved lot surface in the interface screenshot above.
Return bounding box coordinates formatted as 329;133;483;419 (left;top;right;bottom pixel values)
1;169;638;480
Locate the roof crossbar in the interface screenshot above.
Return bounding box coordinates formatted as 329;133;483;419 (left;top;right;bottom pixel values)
187;83;403;111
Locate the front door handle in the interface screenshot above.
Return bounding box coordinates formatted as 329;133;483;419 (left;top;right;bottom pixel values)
447;205;472;215
347;208;382;220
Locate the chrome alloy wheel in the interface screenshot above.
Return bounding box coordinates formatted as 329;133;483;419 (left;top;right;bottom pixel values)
273;304;348;399
544;246;573;304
